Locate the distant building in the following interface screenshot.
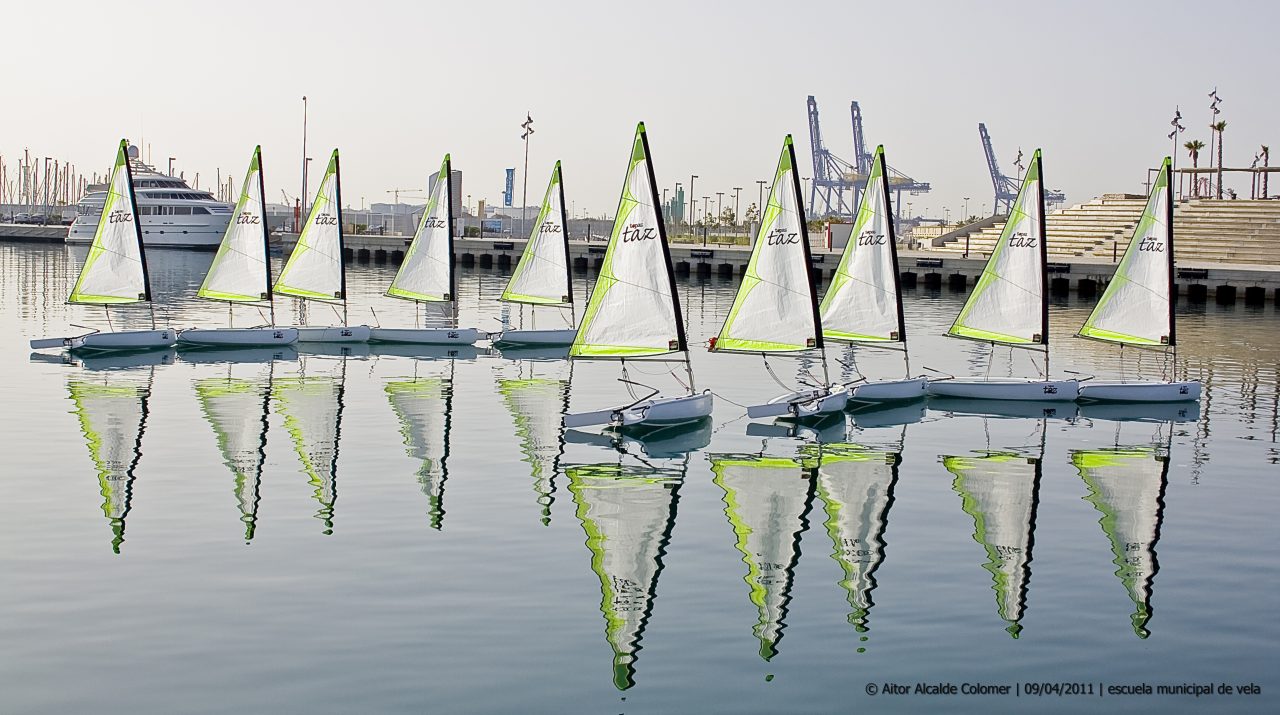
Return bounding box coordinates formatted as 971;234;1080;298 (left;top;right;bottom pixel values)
428;169;463;219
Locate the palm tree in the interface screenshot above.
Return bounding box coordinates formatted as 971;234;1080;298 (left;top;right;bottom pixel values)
1212;121;1228;198
1185;140;1205;197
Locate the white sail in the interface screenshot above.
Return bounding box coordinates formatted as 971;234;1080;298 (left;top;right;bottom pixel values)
712;136;820;352
68;377;150;552
498;377;569;524
1079;159;1174;346
198;146;271;303
273;376;344;531
275;150;344;301
388;154;454;303
567;463;681;691
571;124;684;358
1072;447;1168;638
386;377;452;529
69;140;149;305
195;377;270;540
944;451;1040;637
806;444;898;630
502;162;571;306
820;146;904;342
711;455;814;660
949;150;1046;345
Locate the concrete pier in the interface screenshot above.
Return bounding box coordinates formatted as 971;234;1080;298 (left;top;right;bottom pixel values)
283;232;1280;303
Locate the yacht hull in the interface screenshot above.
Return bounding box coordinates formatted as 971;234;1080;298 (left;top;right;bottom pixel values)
1077;381;1201;403
177;327;299;347
493;328;577;346
926;377;1079;401
747;385;850;419
848;377;928;403
564;392;714;429
33;329;178;352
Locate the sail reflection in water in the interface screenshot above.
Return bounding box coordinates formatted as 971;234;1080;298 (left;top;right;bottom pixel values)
943;449;1042;637
710;454;814;661
802;443;899;644
496;362;570;525
67;371;153;553
567;462;682;691
195;373;272;541
386;363;454;530
273;367;346;533
1072;443;1169;638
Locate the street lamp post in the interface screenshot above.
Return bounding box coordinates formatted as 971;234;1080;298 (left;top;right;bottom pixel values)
963;197;970;222
688;175;698;226
674;182;682;227
520;112;534;240
716;191;724;222
702;196;710;246
755;180;767;222
300;96;308;232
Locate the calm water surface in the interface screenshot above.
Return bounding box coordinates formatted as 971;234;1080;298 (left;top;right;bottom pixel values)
1;242;1276;714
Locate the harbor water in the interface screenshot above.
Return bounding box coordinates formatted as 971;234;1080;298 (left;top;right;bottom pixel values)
0;241;1276;713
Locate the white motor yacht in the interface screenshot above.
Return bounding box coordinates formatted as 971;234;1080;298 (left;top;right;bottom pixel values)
66;145;232;248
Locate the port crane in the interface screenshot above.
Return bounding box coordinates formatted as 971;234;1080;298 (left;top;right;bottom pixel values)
979;123;1065;214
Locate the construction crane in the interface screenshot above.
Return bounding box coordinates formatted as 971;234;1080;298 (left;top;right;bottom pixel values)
806;95;931;220
979;123;1065;215
850;101;930;222
386;187;424;205
807;95;856;217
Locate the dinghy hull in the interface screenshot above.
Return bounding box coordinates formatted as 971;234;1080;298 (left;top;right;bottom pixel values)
926;378;1079;401
747;385;849;419
55;329;177;352
564;392;714;429
1077;381;1201;403
294;325;372;343
368;327;480;345
177;327;299;347
493;328;577;346
848;377;928;403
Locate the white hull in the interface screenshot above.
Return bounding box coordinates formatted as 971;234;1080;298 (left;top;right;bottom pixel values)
1077;381;1201;403
847;377;928;403
565;392;714;429
747;385;849;419
31;328;177;353
493;328;577;346
66;228;224;249
368;327;481;345
926;377;1079;401
177;327;299;347
293;325;372;343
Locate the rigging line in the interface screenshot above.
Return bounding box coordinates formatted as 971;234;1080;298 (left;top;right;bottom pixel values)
708;390;750;408
761;354;795;393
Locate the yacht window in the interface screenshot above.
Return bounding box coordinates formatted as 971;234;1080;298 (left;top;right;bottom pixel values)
173;206;192;215
191;206;210;215
137;206;151;215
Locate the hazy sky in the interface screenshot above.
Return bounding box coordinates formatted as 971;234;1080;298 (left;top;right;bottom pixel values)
4;0;1274;219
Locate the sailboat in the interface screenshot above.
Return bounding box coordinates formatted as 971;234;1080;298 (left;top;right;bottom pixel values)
497;363;571;524
710;453;814;661
273;149;371;343
31;140;175;352
943;445;1042;638
563;123;712;429
804;442;899;636
566;461;683;691
1076;158;1201;402
494;161;576;346
179;146;298;347
370;154;482;345
195;372;272;541
385;364;455;529
67;371;154;553
273;364;346;533
926;150;1078;401
710;136;847;419
1071;441;1168;638
819;145;925;403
